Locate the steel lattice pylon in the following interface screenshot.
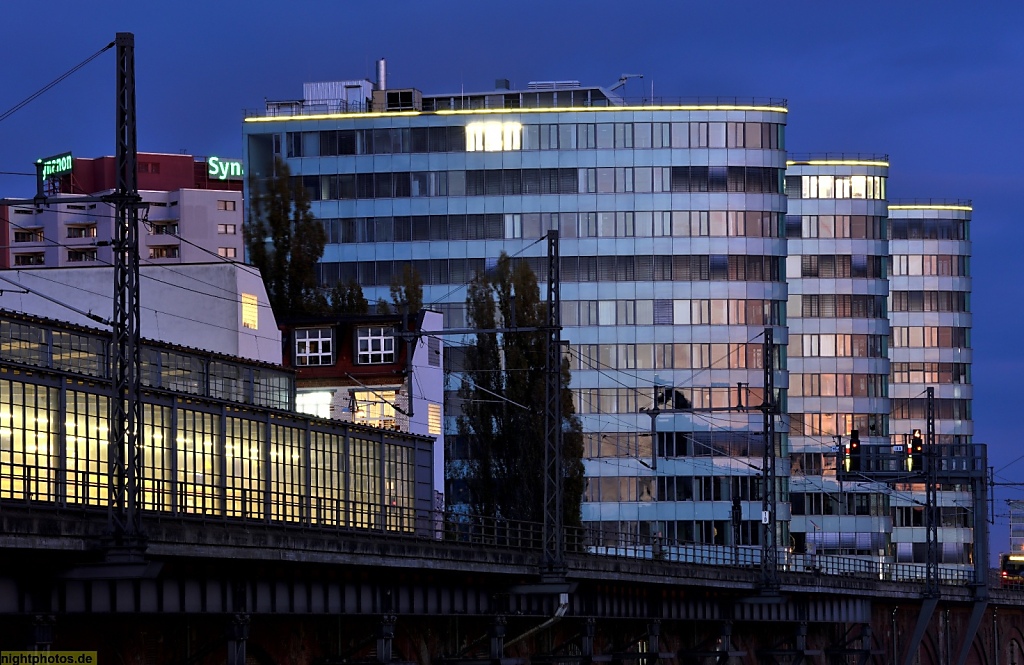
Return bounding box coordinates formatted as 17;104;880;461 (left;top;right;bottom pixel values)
761;327;779;591
108;32;144;541
542;230;564;579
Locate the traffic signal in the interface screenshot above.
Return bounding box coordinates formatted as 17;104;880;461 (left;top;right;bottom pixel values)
909;429;924;471
846;429;861;472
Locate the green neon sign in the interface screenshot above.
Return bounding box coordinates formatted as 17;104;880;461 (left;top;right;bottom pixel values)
208;156;244;180
38;152;73;179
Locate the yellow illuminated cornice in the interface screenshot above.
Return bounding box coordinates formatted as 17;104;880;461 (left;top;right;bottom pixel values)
245;111;424;123
245;104;787;123
786;160;889;167
436;104;787;115
888;204;973;211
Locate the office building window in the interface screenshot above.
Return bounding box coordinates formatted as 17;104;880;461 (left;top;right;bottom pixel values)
217;200;237;211
218;224;237;235
357;327;395;364
218;247;237;258
295;328;333;366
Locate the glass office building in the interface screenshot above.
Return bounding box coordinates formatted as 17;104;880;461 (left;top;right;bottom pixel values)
242;76;975;569
888;202;974;566
244;81;791;551
784;158;893;559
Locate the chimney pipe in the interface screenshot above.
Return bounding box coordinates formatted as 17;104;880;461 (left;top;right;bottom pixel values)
376;58;387;91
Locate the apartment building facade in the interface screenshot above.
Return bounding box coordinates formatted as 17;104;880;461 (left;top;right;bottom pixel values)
4;152;244;268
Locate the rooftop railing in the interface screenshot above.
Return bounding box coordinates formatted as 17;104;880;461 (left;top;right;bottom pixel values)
244;96;790;119
788;152;890;163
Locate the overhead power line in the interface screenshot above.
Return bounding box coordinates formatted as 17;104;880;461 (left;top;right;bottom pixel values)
0;40;115;124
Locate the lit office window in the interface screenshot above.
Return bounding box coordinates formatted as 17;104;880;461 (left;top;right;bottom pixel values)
465;121;522;152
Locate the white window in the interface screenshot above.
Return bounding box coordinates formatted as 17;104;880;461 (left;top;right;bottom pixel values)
357;326;395;364
217;199;237;211
217;223;237;234
295;328;333;366
218;247;237;258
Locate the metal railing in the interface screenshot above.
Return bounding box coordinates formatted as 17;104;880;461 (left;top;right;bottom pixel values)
0;497;981;586
243;96;790;119
788;152;890;163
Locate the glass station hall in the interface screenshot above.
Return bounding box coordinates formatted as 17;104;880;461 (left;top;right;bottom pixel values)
0;311;436;531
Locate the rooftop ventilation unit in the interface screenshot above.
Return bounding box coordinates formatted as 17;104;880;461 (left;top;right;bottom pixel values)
372;88;422;112
527;80;581;90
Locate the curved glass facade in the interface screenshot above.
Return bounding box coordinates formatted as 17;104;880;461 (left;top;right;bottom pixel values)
243;84;976;570
246;99;791;550
785;159;892;558
888;203;974;566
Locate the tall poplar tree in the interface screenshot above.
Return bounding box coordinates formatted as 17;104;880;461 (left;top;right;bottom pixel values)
245;158;327;317
455;253;584;529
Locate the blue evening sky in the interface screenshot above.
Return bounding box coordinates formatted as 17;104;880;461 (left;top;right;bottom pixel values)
1;1;1021;559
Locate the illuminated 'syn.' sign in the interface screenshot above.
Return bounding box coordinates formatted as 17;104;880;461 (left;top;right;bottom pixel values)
465;121;522;152
38;152;73;179
208;156;244;180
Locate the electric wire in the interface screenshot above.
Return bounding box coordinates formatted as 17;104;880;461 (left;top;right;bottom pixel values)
0;40;114;125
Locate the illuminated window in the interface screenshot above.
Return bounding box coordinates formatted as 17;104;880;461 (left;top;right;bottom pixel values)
217;200;237;211
357;327;395;364
241;293;258;330
218;247;237;258
296;391;333;419
295;328;333;366
217;224;237;234
353;390;397;429
465;121;522;152
428;403;442;436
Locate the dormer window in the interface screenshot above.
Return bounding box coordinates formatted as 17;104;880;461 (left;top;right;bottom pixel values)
356;327;395;364
295;328;333;366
